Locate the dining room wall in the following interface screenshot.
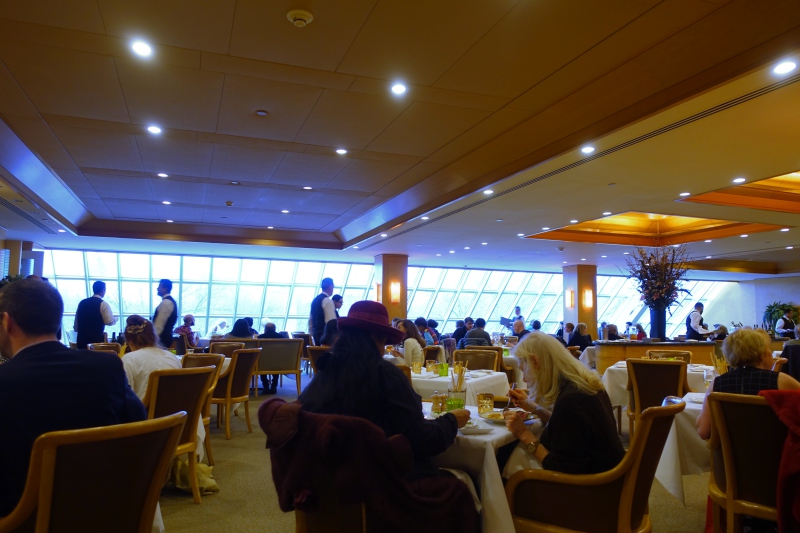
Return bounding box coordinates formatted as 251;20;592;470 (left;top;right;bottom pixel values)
703;275;800;329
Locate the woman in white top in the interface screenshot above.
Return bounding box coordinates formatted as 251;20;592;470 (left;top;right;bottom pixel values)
392;319;426;365
122;315;181;400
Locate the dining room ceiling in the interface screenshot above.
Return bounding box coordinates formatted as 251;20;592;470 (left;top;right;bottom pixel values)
0;0;800;279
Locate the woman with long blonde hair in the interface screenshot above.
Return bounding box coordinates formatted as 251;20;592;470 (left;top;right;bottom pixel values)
504;332;624;475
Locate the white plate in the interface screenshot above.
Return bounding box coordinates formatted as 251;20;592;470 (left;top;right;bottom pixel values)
687;397;704;404
460;425;493;435
614;362;627;368
479;410;508;424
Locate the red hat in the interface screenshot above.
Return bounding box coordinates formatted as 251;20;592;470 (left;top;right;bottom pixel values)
338;300;405;345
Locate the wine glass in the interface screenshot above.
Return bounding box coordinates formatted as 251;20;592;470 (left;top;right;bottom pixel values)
703;368;717;389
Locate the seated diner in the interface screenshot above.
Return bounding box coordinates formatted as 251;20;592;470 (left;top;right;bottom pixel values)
122;315;182;400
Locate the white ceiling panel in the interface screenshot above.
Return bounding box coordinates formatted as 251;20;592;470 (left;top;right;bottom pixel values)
84;174;154;201
255;188;364;215
209;143;285;183
203;183;262;209
325;159;415;193
201;206;250;225
0;0;106;34
51;125;144;172
81;198;114;219
115;58;225;133
148;178;208;205
269;152;352;188
136;135;214;177
293;89;410;150
242;211;337;231
98;0;238;54
216;74;323;142
104;199;161;220
156;204;204;223
0;41;130;122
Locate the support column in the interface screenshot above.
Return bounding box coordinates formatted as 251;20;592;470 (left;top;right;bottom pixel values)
5;240;22;276
373;254;408;321
562;264;597;337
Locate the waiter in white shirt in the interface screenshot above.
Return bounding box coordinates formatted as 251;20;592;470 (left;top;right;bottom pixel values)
309;277;336;345
775;310;796;339
685;302;713;340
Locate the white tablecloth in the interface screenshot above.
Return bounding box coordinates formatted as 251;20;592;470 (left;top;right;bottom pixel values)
426;403;544;533
412;370;509;405
579;346;596;370
654;393;709;503
601;364;712;407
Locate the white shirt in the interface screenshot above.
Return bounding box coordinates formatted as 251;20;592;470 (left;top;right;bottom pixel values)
122;346;181;400
152;295;175;336
73;295;117;331
689;311;711;335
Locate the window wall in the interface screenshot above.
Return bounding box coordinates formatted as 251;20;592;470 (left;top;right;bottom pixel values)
44;250;732;340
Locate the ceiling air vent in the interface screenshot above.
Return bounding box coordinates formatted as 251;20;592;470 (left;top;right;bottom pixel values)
0;197;56;234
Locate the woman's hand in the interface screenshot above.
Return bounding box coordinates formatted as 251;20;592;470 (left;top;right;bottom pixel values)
508;388;534;410
504;410;528;439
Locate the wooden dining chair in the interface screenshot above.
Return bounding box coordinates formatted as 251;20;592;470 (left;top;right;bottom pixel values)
88;342;122;353
422;345;440;363
0;412;186;533
646;349;692;364
291;333;314;374
141;367;213;503
211;348;260;440
208;342;245;358
181;354;225;465
464;345;503;371
505;397;685;533
711;345;729;375
707;392;786;532
256;339;303;395
397;364;412;384
306;346;329;374
771;357;788;373
453;349;496;371
626;359;689;440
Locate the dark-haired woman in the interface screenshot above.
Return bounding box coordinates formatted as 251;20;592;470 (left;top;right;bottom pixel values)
225;318;254;339
299;301;470;478
122;315;180;400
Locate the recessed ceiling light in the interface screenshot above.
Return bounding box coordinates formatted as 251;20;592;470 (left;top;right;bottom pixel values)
147;125;162;134
255;110;269;116
303;186;313;190
353;246;359;249
705;239;712;243
581;146;595;154
336;149;347;155
542;227;550;230
391;83;407;95
436;253;441;256
166;219;173;223
781;228;790;232
679;192;691;197
706;255;712;259
623;252;630;255
563;261;568;264
517;233;524;237
421;216;429;220
131;41;152;57
733;177;746;184
230;181;239;185
581;258;586;261
267;226;273;229
496;219;503;222
773;61;797;74
282;210;290;214
787;246;794;250
740;234;748;237
162;201;171;205
464;246;470;250
57;229;66;233
157;173;168;178
481;242;488;245
601;255;607;258
672;244;680;248
449;250;455;253
602;212;612;216
483;190;493;195
381;233;387;237
570;219;578;224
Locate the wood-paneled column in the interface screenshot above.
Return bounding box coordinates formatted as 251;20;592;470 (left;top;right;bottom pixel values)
373;254;408;321
562;264;597;337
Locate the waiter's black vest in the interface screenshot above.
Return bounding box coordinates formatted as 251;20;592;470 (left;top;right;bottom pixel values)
310;293;327;344
782;316;796;339
685;311;704;340
154;295;178;348
75;296;105;349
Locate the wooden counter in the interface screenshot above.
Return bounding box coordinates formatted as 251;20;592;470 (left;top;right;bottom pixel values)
594;341;715;374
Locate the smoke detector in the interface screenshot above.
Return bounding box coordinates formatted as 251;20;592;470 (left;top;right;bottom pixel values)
287;9;313;27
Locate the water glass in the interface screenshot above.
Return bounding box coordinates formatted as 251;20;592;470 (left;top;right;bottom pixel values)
446;388;466;411
453;360;464;372
186;348;195;354
438;362;449;377
703;368;716;388
477;393;494;414
425;359;436;372
412;361;422;374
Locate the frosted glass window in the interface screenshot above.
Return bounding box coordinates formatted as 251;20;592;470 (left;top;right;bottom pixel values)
296;262;322;285
347;265;373;286
288;287;316;316
440;269;463;290
236;285;265;316
86;252;117;279
119;254;149;279
451;292;476;320
209;285;236;315
240;259;268;283
182;284;210;316
152;255;180;281
463;270;487;290
430;291;456;318
264;286;290;317
407;267;421;287
183;257;211;281
212;258;240;282
51;251;85;277
484;271;506;291
57;280;88;315
269;261;295;284
408;291;434;318
417;269;443;289
120;281;151;315
322;263;348;286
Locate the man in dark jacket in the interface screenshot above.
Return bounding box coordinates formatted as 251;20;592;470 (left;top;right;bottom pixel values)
0;279;145;517
258;322;286;394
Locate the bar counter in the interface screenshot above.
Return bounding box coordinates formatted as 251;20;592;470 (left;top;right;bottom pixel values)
594;340;715;374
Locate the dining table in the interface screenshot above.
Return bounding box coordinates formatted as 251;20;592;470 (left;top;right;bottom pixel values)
411;368;510;405
601;362;712;407
425;402;544;533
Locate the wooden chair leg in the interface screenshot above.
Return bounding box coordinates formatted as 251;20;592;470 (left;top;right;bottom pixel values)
616;406;622;435
203;420;214;466
225;403;232;440
629;416;635;442
215;404;221;428
188;452;201;503
244;399;252;433
296;373;301;395
253;375;259;398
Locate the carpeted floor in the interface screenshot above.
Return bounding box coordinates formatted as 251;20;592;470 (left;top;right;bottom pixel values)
160;374;708;532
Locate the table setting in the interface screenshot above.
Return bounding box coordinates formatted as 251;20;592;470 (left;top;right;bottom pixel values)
601;361;713;407
411;365;509;406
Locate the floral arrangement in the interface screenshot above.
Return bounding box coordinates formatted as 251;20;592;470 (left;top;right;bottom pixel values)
624;245;690;310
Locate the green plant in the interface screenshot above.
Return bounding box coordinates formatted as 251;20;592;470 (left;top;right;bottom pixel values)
0;274;25;289
624;245;691;310
763;301;799;329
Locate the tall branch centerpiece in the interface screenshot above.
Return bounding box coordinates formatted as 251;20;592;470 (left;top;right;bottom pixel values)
624;245;690;340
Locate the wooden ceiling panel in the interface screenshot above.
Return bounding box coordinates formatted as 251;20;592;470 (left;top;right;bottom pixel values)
0;41;130;122
241;211;337;231
203;183;262;209
337;0;518;86
0;58;45;120
0;0;106;34
229;0;378;72
293;89;410;150
5;116;80;171
319;195;387;232
84;174;154;201
433;0;649;97
56;169;99;200
97;0;237;54
50;125;144;172
136;135;213;177
366;102;490;157
325;159;415;193
149;178;208;205
115;58;224;133
104;199;160;220
372;162;444;198
216;74;323;142
269;152;352;188
209;143;284;183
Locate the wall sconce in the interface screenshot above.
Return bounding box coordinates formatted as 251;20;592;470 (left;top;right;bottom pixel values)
390;282;401;304
583;289;594;308
565;289;574;309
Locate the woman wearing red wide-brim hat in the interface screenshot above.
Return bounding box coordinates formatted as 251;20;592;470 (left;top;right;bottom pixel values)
298;300;471;478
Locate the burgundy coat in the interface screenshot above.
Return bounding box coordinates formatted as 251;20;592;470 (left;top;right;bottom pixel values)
259;398;479;533
760;389;800;532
